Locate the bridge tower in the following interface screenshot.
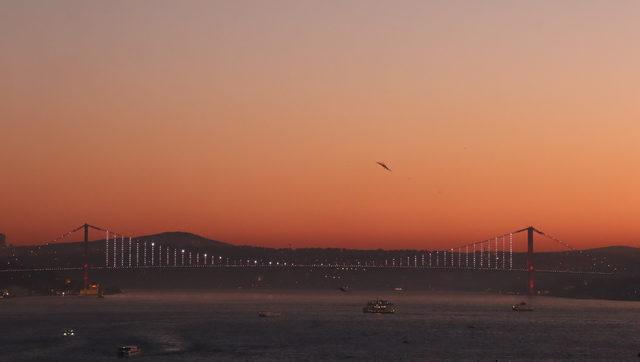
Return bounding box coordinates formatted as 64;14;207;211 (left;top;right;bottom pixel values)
526;226;535;295
83;223;89;290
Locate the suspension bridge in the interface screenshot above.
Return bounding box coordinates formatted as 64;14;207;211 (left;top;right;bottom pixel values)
0;224;618;295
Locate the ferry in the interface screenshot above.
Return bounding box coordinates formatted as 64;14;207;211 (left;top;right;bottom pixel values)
512;301;534;312
118;345;142;358
363;299;397;314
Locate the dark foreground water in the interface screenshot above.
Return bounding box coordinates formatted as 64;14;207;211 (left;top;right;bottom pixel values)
1;290;639;361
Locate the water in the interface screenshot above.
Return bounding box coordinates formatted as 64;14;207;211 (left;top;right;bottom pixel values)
1;290;639;361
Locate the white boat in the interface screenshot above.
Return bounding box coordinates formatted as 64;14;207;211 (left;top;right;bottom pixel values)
512;301;534;312
118;345;142;358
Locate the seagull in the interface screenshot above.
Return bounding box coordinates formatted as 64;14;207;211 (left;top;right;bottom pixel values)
376;161;392;171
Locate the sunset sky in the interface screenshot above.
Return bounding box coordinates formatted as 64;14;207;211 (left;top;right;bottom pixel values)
2;1;639;249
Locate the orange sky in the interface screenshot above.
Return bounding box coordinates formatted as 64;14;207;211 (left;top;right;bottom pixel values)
1;1;640;249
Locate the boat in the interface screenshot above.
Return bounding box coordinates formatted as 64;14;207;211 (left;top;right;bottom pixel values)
512;301;534;312
62;328;75;337
339;286;350;292
393;287;404;291
363;299;397;314
258;311;282;318
118;345;142;358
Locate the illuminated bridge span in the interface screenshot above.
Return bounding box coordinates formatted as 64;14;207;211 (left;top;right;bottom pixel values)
0;224;617;295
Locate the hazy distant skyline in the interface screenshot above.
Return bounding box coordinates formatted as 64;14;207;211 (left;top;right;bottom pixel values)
2;1;639;249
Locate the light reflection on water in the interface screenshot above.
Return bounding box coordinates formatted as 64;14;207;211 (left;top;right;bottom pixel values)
1;290;639;360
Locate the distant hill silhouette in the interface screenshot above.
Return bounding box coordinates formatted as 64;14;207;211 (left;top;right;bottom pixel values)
585;245;640;254
133;231;235;250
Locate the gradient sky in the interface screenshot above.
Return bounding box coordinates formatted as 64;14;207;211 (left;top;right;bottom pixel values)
2;1;639;249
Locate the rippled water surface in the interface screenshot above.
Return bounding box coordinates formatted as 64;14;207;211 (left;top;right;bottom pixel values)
1;290;639;361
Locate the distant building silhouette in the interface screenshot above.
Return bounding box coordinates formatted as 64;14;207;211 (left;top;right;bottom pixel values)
0;233;5;247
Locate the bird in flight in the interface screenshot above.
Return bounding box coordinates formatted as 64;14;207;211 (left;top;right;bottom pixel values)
376;161;392;172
